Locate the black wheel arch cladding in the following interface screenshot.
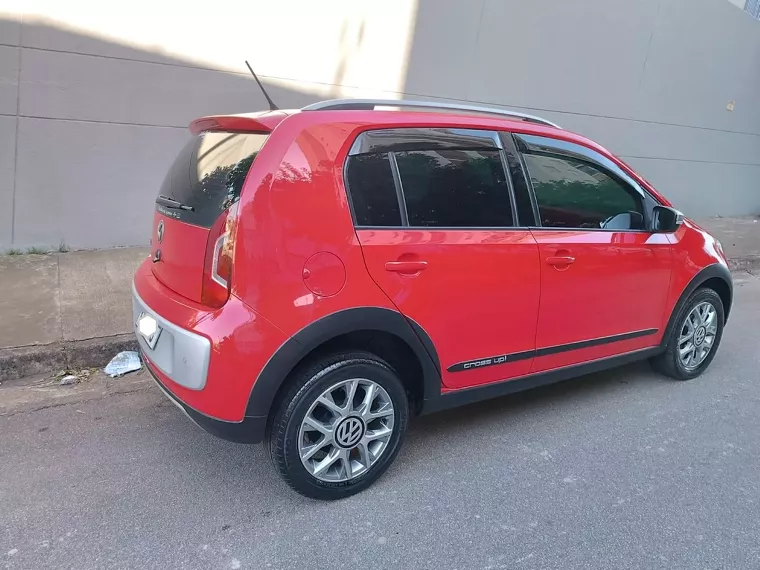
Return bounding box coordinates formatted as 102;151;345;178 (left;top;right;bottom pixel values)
245;307;442;419
661;263;732;347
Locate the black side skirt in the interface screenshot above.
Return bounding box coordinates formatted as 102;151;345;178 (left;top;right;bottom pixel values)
423;346;663;414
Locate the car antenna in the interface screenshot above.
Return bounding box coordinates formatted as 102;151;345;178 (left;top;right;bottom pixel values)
245;60;279;111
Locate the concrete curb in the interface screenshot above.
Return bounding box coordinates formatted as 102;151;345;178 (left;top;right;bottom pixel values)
0;334;138;382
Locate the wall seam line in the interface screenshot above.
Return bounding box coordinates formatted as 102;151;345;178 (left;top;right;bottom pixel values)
10;27;21;245
8;44;760;137
638;0;661;89
0;113;189;130
408;91;760;138
465;0;488;101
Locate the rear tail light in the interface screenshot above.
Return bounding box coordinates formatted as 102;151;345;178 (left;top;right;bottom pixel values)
202;203;238;308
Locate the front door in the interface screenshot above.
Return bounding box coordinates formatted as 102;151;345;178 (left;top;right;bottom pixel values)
514;133;673;372
343;128;541;390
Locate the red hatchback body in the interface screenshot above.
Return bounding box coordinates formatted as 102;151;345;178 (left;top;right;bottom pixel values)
133;100;732;499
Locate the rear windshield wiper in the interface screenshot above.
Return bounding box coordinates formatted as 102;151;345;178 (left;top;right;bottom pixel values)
156;195;194;211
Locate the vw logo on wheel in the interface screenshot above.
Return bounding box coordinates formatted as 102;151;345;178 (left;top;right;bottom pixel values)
694;326;706;346
335;417;364;448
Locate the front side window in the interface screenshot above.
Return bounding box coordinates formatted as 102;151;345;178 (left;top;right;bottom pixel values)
395;149;514;227
519;138;644;230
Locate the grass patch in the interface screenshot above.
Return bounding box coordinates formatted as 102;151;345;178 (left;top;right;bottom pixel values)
58;240;70;253
5;248;22;255
26;246;49;255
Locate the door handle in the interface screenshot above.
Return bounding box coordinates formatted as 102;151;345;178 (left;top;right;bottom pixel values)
385;261;428;274
546;256;576;266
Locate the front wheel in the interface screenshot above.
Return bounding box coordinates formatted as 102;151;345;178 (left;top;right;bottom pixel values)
269;353;409;500
651;288;725;380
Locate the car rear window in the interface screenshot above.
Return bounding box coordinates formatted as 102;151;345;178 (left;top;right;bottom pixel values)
157;132;269;228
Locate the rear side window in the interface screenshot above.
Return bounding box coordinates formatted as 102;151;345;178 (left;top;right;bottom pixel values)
344;128;515;229
395;149;513;227
345;154;402;226
157;132;268;228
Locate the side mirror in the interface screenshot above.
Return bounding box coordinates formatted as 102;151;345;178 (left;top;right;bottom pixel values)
652;206;684;233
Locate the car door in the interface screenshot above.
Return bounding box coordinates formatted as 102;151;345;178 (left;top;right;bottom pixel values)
344;127;541;390
511;133;673;373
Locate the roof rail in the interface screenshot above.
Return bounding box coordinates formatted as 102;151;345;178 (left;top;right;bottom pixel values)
301;98;561;129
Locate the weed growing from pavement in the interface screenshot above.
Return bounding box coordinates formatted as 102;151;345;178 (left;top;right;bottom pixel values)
3;243;73;256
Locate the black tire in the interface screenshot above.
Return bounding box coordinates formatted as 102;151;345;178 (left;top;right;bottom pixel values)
269;352;409;500
651;287;725;380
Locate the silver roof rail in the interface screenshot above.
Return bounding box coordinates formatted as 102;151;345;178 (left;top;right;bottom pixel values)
302;98;561;129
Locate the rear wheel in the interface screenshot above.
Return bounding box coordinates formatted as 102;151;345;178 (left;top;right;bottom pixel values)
651;288;724;380
269;353;409;500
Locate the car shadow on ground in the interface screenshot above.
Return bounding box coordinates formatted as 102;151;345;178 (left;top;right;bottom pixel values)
397;360;664;467
144;359;663;503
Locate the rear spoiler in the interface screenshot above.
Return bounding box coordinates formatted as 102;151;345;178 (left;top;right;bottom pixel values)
189;111;290;135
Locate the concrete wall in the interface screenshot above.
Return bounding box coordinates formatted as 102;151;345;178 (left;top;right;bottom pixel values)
1;0;759;250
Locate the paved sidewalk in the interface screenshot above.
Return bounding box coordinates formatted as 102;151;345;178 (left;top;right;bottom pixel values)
0;216;758;380
697;216;760;271
0;248;147;380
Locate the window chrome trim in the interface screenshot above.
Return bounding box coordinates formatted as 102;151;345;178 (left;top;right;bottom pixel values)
527;226;652;234
354;225;532;231
348;127;502;156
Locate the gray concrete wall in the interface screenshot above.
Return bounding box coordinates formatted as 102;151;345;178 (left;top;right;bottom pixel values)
1;0;759;250
406;0;760;219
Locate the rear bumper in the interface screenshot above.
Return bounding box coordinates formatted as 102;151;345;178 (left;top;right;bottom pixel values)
132;284;211;391
132;258;289;425
144;357;266;444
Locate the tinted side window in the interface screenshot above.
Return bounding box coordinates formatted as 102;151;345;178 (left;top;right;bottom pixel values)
395;149;513;227
522;153;644;230
345;154;402;226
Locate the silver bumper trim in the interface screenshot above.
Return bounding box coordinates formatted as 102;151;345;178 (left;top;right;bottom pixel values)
131;282;211;391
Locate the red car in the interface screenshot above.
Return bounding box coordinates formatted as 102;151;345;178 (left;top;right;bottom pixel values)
133;99;732;499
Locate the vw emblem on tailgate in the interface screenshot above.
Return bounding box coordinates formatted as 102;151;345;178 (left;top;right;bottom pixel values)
157;220;164;244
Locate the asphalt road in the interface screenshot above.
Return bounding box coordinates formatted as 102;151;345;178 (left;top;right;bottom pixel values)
3;273;760;570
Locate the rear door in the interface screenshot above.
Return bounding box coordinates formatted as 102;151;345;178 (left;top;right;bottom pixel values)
345;127;541;390
512;133;672;372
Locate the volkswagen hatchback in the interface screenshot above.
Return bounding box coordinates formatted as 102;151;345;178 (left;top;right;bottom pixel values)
133;99;732;499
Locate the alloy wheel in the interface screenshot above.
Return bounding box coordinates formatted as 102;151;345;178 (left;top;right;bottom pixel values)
298;378;395;483
678;301;718;371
